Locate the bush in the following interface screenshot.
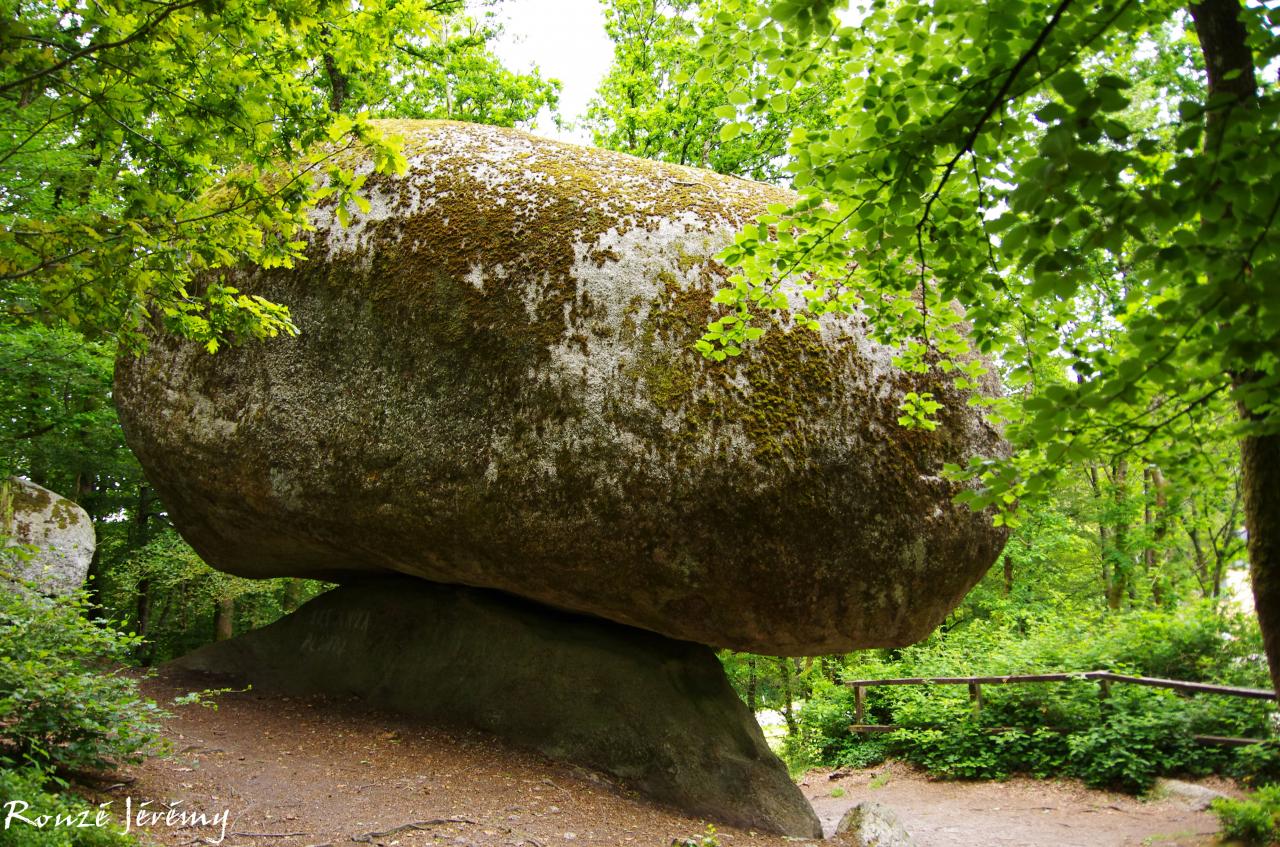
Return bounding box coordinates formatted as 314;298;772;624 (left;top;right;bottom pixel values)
780;605;1273;790
0;765;136;847
1212;784;1280;846
1236;743;1280;787
0;581;166;772
1064;687;1195;792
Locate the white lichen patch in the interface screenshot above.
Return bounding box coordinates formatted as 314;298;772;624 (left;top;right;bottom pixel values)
465;264;486;292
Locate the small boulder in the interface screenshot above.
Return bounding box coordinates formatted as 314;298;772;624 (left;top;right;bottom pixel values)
1153;777;1228;811
835;801;915;847
2;477;94;596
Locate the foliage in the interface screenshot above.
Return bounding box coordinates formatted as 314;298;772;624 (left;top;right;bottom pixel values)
1236;742;1280;788
776;600;1272;792
171;684;249;711
1064;688;1196;792
585;0;840;182
357;13;560;126
0;577;165;772
692;0;1278;493
1212;784;1280;846
1;0;558;352
0;765;136;847
682;0;1280;694
97;528;331;664
0;320;140;507
0;313;331;664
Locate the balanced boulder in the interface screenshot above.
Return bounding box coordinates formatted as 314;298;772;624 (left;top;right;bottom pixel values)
116;120;1007;655
2;476;94;596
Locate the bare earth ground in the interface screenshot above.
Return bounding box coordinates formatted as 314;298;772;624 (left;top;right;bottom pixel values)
806;763;1236;846
81;669;1237;847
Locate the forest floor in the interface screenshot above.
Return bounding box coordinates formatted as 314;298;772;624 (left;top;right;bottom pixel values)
85;669;1236;847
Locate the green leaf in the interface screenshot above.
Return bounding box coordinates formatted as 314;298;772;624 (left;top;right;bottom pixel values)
1050;70;1087;104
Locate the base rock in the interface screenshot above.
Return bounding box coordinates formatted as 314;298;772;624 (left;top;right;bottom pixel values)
172;577;822;838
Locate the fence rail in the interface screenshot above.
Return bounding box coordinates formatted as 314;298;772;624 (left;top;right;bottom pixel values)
842;670;1277;746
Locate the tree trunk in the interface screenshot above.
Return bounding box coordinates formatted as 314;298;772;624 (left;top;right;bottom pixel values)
214;596;236;641
1089;461;1131;610
1085;465;1114;606
778;657;797;737
1189;0;1278;693
134;577;152;664
1242;431;1280;693
1143;467;1171;606
1108;460;1130;610
282;578;306;613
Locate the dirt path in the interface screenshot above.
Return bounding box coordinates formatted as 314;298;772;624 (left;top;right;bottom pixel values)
805;762;1232;846
89;669;1232;847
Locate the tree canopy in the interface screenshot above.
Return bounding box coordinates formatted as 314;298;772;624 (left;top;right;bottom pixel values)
0;0;558;352
585;0;842;182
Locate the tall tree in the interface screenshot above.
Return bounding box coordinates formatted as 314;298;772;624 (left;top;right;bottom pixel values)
692;2;1279;687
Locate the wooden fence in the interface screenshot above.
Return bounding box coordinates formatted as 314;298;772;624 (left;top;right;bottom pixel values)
843;671;1277;746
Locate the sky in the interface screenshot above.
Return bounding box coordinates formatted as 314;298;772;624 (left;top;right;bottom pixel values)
488;0;615;145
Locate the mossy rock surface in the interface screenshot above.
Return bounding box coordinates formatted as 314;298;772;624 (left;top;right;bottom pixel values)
2;476;94;595
116;120;1007;654
173;577;823;837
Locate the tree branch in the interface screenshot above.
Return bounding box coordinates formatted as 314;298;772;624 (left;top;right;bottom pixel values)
916;0;1076;243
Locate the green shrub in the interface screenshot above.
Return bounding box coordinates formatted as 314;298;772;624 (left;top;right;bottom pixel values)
1065;687;1195;792
0;766;136;847
1236;743;1280;788
0;582;166;771
894;724;1007;780
780;604;1271;790
1212;784;1280;846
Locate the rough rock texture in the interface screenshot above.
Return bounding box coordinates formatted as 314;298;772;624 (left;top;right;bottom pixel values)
172;577;823;837
835;801;916;847
116;120;1008;654
1153;778;1228;811
2;476;94;595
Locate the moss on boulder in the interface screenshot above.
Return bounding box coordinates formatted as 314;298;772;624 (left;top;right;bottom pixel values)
115;120;1007;654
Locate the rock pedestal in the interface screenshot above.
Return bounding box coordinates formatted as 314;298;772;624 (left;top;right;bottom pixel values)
173;577;822;837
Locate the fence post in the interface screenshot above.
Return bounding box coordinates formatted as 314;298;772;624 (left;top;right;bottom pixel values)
854;685;865;724
969;682;983;718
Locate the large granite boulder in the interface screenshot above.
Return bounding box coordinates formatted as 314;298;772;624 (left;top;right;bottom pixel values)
2;477;94;596
116;120;1007;654
174;577;823;837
